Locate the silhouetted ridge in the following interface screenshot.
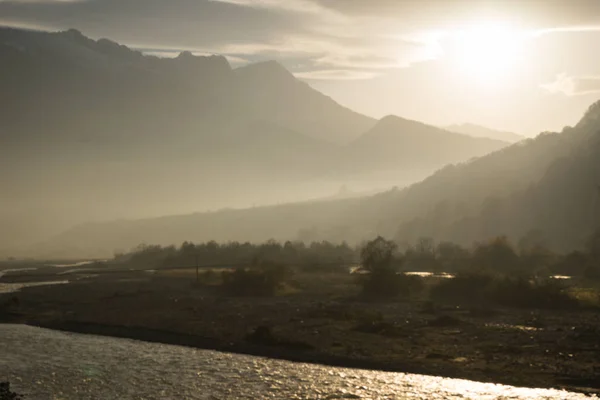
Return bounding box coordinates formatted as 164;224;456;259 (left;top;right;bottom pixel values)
1;27;518;255
56;28;87;41
165;52;232;81
235;60;296;83
95;38;142;61
370;115;434;135
576;99;600;129
445;123;525;143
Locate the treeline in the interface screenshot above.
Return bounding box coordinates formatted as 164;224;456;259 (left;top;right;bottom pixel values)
115;229;600;279
115;240;358;270
112;232;600;307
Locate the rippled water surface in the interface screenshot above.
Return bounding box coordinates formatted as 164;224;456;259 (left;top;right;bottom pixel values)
0;324;592;399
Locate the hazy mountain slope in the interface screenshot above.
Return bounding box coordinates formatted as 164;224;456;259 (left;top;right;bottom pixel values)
37;101;600;258
347;116;506;172
445;123;525;143
0;27;372;147
233;61;375;143
0;27;369;248
391;104;600;250
0;27;516;255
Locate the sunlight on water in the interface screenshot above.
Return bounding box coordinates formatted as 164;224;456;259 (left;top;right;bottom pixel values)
0;268;38;279
484;323;541;332
0;324;594;400
47;260;107;268
0;281;68;294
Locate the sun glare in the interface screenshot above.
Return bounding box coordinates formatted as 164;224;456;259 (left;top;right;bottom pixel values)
452;22;527;85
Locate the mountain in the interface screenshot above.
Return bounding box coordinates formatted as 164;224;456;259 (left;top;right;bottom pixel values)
0;27;511;255
233;61;375;144
0;27;374;147
35;100;600;258
348;116;506;172
445;123;525;143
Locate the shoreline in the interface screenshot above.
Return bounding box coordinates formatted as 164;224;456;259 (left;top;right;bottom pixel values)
1;316;444;376
2;316;598;396
2;273;600;398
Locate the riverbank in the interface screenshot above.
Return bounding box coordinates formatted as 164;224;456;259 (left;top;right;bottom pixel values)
1;270;599;396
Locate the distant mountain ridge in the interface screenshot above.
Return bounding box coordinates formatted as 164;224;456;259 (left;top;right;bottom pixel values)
350;116;505;170
39;100;600;258
445;123;525;143
0;27;510;255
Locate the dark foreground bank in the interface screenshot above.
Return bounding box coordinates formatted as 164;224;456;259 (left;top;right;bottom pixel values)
1;272;600;396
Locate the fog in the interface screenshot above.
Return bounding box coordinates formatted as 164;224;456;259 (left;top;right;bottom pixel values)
0;27;511;258
1;25;599;260
3;4;600;397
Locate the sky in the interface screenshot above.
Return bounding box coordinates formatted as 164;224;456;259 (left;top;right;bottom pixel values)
2;0;600;136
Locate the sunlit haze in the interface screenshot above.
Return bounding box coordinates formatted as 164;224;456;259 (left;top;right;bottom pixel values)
2;2;600;398
1;1;600;135
1;0;600;257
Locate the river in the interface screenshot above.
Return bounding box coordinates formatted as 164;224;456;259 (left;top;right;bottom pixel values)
0;324;592;400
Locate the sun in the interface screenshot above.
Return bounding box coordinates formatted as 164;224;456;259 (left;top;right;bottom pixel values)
452;22;527;85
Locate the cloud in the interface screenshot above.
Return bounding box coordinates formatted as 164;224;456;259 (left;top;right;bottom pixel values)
294;69;379;80
0;0;445;82
541;73;600;96
3;0;600;83
210;0;333;15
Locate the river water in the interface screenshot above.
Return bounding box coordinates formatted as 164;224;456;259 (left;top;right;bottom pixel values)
0;325;592;400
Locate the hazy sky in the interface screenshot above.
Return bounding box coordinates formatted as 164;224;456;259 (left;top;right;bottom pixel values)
2;0;600;135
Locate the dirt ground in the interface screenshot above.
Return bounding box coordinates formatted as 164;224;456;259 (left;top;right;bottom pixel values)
1;269;599;395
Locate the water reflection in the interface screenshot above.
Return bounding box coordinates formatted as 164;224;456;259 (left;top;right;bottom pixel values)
0;324;593;400
47;260;107;268
0;281;68;294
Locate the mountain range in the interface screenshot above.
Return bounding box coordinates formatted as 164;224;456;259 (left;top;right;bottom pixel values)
0;27;510;254
445;123;525;143
42;102;600;258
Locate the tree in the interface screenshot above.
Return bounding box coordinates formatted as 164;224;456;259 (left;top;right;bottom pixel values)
358;237;421;299
585;228;600;279
436;241;469;272
472;236;521;275
360;236;397;273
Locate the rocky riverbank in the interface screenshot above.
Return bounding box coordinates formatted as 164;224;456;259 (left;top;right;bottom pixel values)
1;271;599;396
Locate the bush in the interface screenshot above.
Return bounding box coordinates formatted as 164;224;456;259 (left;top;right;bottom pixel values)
359;271;424;300
430;272;578;309
0;382;23;400
492;277;578;309
197;269;217;285
430;272;495;305
300;262;346;274
221;262;291;296
357;236;424;299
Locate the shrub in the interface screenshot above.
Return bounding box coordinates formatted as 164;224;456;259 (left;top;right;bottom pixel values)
0;382;23;400
359;271;424;300
356;237;426;299
430;272;495;305
221;262;291;296
430;272;579;309
197;269;217;285
471;236;522;275
492;277;578;309
300;262;346;274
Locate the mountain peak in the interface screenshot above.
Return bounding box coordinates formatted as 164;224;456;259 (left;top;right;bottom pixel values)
577;99;600;128
378;115;405;124
169;52;232;76
445;123;523;143
235;60;295;82
55;28;92;45
176;50;195;59
375;115;423;131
